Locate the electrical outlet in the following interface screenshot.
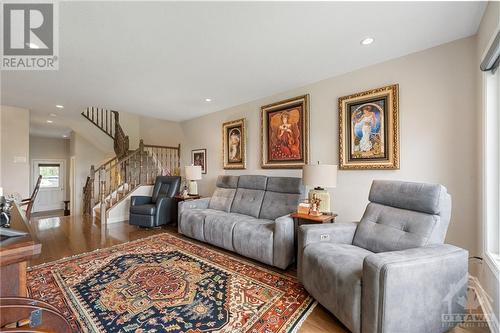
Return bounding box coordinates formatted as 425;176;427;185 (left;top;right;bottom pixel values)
320;234;330;241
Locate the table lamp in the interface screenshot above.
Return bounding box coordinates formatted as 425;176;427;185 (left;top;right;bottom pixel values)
185;165;202;195
302;163;338;213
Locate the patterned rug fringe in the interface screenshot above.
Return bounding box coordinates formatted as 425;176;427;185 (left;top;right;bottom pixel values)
290;301;318;333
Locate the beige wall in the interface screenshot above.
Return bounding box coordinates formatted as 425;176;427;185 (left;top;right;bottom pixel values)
29;135;71;199
138;115;184;147
181;36;479;257
69;132;108;215
0;105;30;198
119;112;141;150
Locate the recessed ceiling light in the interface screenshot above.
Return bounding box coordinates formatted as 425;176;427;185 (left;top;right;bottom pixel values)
360;37;374;46
204;98;212;102
62;135;68;138
27;42;39;49
49;113;57;117
46;120;54;123
55;104;64;109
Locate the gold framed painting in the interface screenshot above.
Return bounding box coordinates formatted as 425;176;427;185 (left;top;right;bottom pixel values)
222;118;246;169
338;84;400;170
260;95;310;169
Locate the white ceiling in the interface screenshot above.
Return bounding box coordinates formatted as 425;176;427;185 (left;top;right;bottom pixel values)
1;1;486;135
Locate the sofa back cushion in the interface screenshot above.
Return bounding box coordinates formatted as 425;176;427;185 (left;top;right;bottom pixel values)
208;176;238;212
259;177;304;220
216;175;239;189
353;180;452;253
230;175;267;218
209;188;236;212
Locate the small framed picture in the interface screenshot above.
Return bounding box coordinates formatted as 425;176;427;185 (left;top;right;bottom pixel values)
338;84;400;170
191;149;207;174
222;118;246;169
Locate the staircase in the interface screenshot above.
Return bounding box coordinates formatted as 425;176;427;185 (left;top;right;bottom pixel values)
81;107;129;158
81;107;181;223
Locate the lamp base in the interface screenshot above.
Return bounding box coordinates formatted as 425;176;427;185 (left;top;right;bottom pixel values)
188;180;198;196
308;188;331;213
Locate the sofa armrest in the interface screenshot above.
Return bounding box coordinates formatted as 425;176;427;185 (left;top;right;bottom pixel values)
177;197;211;226
362;244;469;333
273;215;295;270
130;195;152;206
297;222;358;282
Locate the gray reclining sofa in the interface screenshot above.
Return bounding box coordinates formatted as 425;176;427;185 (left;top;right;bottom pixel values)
298;180;468;333
178;175;304;269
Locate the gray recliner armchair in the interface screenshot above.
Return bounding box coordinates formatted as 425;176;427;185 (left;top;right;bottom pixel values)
298;180;468;333
129;176;181;227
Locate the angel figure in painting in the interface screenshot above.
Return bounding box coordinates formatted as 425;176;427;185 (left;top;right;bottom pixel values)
271;111;301;160
353;105;377;152
229;128;241;162
359;106;376;152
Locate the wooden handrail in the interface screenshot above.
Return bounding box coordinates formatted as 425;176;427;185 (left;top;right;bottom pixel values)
144;144;181;150
82;140;181;217
81;110;181;218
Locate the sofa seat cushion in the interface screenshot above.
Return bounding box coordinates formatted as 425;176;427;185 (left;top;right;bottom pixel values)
232;218;275;266
130;204;156;215
203;214;240;251
179;209;226;242
302;243;373;333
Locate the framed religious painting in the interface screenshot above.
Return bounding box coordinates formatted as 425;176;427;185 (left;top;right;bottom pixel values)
338;84;400;170
191;148;207;174
261;95;309;168
222;118;246;169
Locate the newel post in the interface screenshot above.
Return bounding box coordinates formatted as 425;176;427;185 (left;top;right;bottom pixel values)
139;139;144;185
89;165;95;211
177;143;181;175
100;181;107;224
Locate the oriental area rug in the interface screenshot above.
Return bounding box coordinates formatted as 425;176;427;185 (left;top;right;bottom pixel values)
27;233;316;333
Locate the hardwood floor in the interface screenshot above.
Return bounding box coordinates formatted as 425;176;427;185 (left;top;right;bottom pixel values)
27;214;489;333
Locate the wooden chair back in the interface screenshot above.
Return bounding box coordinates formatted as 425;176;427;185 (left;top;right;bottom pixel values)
20;175;42;219
0;297;72;333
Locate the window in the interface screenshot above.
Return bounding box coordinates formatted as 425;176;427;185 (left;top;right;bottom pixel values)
484;66;500;258
38;163;60;188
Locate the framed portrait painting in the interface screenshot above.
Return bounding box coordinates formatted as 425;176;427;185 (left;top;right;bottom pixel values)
222;118;246;169
191;149;207;174
338;84;400;170
260;95;310;168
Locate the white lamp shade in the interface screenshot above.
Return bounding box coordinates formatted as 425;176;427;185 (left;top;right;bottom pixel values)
185;165;202;180
302;164;338;188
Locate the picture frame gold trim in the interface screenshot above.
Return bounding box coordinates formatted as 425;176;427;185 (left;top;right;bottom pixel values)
222;118;246;169
260;94;310;169
338;84;400;170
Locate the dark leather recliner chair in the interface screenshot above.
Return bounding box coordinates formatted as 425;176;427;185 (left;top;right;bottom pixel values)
129;176;181;227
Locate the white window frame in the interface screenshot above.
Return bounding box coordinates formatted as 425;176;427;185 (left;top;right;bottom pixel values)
482;63;500;273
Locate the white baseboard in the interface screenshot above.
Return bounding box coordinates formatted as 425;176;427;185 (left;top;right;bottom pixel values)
107;215;128;224
469;275;499;333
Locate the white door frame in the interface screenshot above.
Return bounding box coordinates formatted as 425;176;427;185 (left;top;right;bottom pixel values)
31;158;66;212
